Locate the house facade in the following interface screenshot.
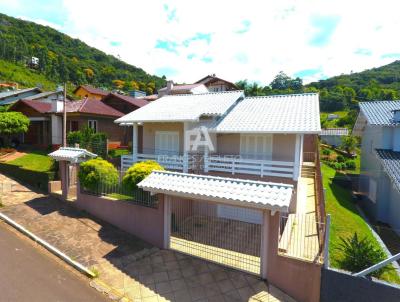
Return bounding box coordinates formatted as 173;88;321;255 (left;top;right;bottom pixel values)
195;74;238;92
73;85;109;100
354;101;400;234
113;91;324;301
158;81;209;97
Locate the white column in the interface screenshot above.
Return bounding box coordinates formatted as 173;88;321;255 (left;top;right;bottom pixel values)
132;123;138;162
293;134;301;180
183;122;189;173
260;210;269;279
163;195;171;249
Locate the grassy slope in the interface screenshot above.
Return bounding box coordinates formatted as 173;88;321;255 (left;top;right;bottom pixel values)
323;164;400;283
0;59;56;90
6;150;54;172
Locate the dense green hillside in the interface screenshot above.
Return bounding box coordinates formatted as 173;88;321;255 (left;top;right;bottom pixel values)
237;63;400;129
0;13;165;93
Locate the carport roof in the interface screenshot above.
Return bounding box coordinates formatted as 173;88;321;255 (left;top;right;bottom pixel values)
138;171;293;212
48;147;97;163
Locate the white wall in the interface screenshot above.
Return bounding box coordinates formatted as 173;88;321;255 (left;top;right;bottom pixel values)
392;127;400;152
51;114;62;145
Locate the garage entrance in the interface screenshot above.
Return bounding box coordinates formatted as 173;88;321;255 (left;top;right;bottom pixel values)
169;197;263;275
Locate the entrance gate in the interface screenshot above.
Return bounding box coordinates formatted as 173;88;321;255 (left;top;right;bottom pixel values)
169;197;263;275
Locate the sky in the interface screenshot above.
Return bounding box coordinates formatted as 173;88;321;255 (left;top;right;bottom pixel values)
1;0;400;85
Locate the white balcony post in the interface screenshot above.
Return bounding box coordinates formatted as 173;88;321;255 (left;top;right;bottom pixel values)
183;122;189;173
132;123;138;162
204;148;209;172
293;134;302;180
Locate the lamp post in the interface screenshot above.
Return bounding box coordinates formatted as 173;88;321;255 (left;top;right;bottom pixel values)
62;83;67;147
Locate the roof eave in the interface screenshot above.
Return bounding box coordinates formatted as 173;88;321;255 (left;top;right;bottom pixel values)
139;187;289;212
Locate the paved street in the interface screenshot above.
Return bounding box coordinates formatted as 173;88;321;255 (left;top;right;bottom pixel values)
0;221;109;302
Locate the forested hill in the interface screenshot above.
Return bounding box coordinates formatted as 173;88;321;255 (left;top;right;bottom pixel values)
0;13;166;93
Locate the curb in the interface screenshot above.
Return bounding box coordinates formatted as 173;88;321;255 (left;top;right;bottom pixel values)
0;212;96;278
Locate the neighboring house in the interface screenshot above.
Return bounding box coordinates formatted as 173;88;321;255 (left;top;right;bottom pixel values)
10;97;124;148
320;128;349;147
0;87;42;105
158;81;209;96
354;101;400;234
73;85;109;100
195;74;238;92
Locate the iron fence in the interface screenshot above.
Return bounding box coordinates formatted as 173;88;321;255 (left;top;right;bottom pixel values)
80;172;158;208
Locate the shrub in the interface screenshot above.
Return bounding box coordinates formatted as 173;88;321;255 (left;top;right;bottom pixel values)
337;233;391;277
78;158;118;192
67;131;82;146
345;160;356;170
336;155;345;162
322;149;332;156
122;160;164;190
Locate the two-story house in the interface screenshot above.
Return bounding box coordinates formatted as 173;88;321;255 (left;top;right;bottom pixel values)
114;91;324;299
354;101;400;234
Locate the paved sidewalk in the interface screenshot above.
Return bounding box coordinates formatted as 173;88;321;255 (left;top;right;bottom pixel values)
0;173;295;302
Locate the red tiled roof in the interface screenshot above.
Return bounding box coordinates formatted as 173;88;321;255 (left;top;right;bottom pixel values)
143;94;159;101
74;85;109;96
102;93;149;107
11;99;52;113
66;98;124;117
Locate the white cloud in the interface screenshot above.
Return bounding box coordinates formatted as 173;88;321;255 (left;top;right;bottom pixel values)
7;0;400;85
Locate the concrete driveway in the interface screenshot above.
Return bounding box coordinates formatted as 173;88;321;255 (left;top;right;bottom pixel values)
0;173;295;302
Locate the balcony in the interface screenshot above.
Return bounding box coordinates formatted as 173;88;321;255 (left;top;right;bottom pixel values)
121;153;295;179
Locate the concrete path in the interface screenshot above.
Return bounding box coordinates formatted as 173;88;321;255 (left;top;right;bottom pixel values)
0;221;109;302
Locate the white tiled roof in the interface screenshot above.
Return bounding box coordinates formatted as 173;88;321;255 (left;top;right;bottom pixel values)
212;93;321;133
115;91;244;124
359;101;400;125
138;171;293;212
48;147;97;163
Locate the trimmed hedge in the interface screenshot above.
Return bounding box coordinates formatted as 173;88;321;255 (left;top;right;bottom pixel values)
0;163;56;192
123;160;164;190
78;158;118;192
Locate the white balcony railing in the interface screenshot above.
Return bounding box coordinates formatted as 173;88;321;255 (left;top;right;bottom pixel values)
122;154;295;178
205;155;294;178
121;153;192;172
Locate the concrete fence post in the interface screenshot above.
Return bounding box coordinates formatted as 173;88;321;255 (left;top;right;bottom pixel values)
324;214;331;268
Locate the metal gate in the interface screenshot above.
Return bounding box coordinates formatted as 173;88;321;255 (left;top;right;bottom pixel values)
169;197;262;275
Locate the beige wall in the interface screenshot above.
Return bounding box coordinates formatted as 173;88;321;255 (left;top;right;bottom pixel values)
216;133;296;162
142;122;184;153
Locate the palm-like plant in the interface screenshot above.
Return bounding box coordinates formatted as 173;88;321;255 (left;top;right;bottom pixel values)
337;232;391;277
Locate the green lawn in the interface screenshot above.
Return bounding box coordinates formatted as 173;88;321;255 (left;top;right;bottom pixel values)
7;150;55;172
108;148;130;158
323;164;400;283
320;111;348;128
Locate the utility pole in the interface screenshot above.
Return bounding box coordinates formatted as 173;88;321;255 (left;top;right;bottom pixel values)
63;82;67;147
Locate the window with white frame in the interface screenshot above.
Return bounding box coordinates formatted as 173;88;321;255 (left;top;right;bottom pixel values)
88;120;98;132
240;134;273;160
155;131;179;155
